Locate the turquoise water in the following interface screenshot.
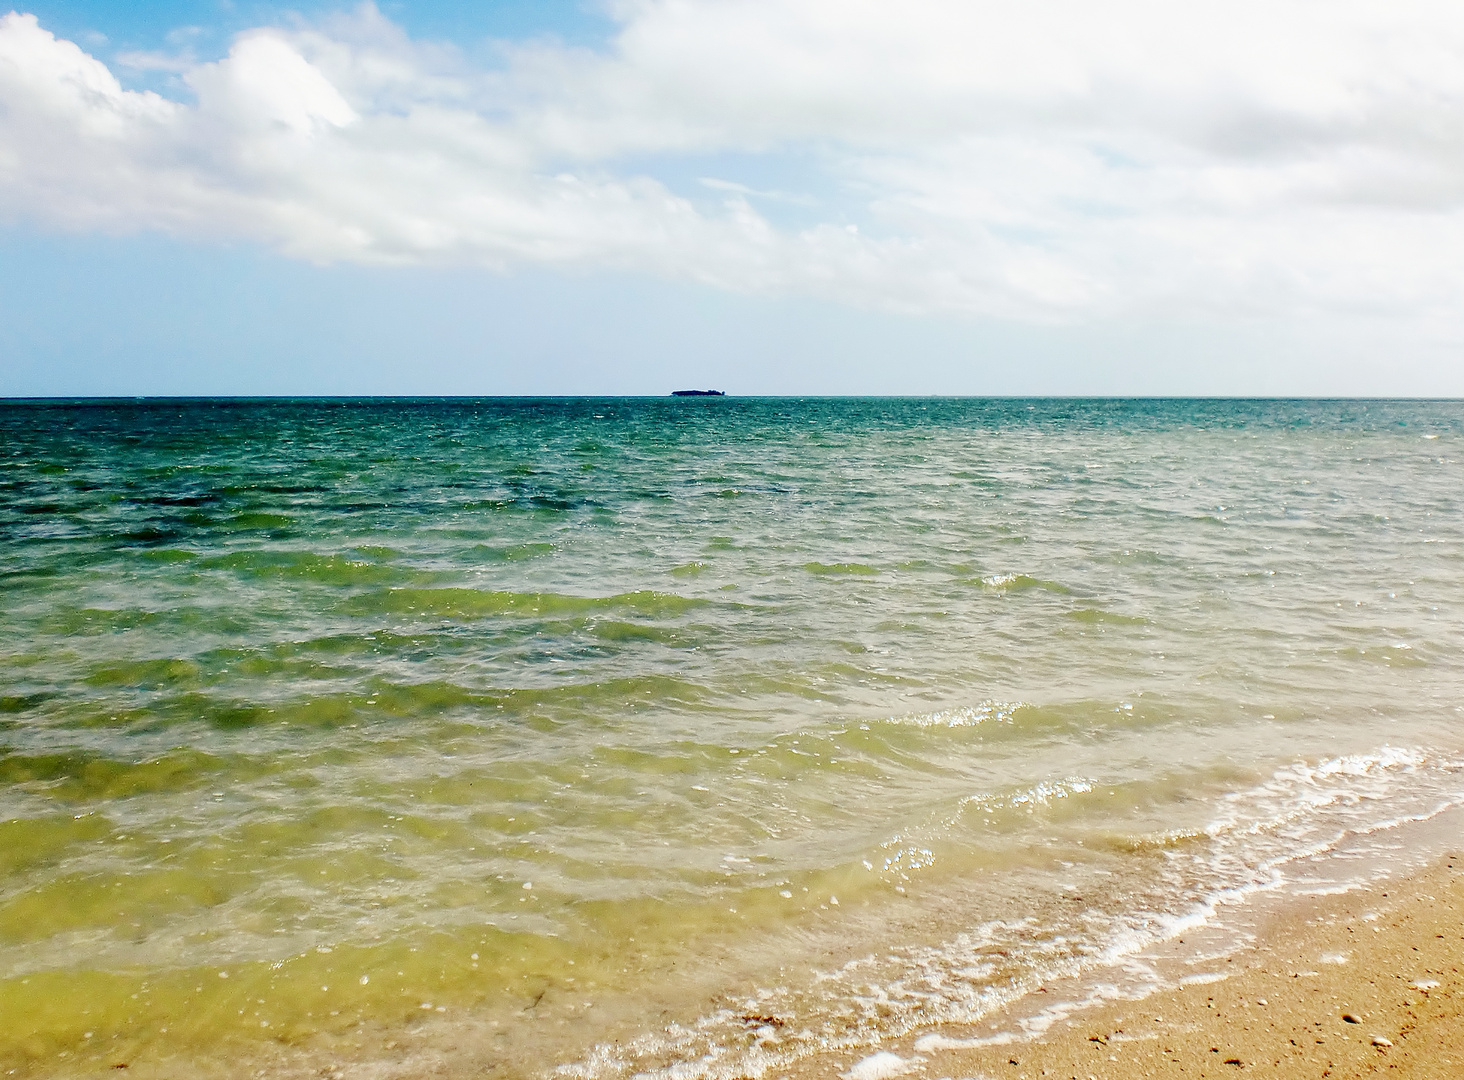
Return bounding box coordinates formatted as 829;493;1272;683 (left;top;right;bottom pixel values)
2;398;1463;1079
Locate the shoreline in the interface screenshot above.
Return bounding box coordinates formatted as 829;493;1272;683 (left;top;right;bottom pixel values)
777;833;1463;1080
7;790;1461;1080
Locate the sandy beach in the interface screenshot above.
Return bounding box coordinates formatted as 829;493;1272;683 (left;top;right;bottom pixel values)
787;850;1463;1080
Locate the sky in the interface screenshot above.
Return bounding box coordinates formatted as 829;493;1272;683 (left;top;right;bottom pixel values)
3;0;1464;396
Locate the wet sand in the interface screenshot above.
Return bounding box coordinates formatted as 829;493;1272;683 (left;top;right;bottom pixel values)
788;850;1463;1080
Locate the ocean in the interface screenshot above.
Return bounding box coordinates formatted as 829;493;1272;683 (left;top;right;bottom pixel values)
2;397;1462;1079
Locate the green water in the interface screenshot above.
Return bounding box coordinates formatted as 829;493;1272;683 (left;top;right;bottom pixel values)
2;398;1463;1079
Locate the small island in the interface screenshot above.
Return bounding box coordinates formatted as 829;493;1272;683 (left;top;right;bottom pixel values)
670;389;726;396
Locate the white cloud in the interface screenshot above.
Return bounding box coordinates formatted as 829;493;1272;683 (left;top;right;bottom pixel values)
4;1;1464;326
191;34;357;133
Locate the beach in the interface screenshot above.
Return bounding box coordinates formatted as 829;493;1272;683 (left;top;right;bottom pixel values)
2;398;1463;1080
797;835;1464;1080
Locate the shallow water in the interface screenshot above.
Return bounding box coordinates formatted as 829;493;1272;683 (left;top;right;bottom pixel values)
2;397;1462;1079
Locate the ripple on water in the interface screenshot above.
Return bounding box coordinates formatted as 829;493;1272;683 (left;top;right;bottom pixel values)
2;398;1464;1078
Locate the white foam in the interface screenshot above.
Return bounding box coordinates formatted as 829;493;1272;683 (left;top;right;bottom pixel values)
913;1033;1015;1053
887;701;1024;728
1179;972;1229;986
843;1051;913;1080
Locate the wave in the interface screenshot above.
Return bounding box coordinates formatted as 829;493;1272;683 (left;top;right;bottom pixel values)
0;746;231;801
197;550;438;586
341;587;711;620
961;573;1071;594
466;542;556;563
553;744;1464;1080
804;563;880;577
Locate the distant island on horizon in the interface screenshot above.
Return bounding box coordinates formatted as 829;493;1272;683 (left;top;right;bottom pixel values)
670;389;726;396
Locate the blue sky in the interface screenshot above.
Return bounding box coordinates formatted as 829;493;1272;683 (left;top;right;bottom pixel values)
3;1;1464;396
22;1;612;57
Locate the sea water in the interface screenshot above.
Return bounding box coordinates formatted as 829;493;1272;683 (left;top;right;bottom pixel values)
2;397;1462;1079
